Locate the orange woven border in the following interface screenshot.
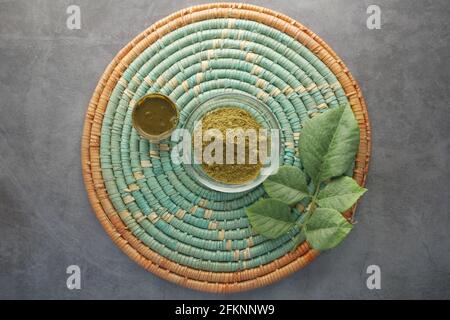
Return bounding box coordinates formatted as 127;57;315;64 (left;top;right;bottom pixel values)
81;3;371;293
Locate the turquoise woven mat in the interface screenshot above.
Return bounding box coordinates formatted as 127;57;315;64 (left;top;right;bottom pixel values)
99;18;349;272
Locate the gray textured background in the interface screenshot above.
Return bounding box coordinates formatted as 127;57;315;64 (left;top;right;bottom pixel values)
1;0;449;299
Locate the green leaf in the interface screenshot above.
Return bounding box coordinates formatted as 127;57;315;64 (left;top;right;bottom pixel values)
246;199;296;239
263;166;310;205
317;176;367;212
299;105;360;185
305;208;353;250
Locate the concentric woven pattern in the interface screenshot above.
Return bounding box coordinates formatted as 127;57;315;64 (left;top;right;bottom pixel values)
81;3;371;293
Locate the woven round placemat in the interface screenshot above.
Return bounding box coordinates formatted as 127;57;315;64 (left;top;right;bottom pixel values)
81;3;371;293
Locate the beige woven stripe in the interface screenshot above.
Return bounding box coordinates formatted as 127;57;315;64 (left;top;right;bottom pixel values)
148;212;159;224
237;29;245;40
190;205;198;213
247;237;254;247
124;88;134;99
196;73;204;84
131;75;142;85
194;85;201;96
204;209;213;219
217;230;225;240
227;18;236;28
118;78;128;88
143;75;153;86
240;40;249;50
133;211;146;223
207;49;215;59
168;77;178;89
221;29;229;38
226;240;232;250
233;250;240;261
175;209;186;219
208;221;218;230
245;52;256;62
182;80;189;92
133;171;145;180
128;183;139;191
123;195;134;204
256;91;269;102
317;103;328;110
282;86;294;95
212;39;222;49
161;212;173;223
270;87;281;96
243;247;251;260
295;85;306;93
140;160;152;168
255;78;267;89
159;144;170;151
149;150;160;158
156;74;166;87
201;60;209;71
285;141;294;148
119;210;131;219
250;65;262;75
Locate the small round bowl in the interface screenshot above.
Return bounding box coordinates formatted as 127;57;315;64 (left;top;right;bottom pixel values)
183;92;282;193
132;93;179;143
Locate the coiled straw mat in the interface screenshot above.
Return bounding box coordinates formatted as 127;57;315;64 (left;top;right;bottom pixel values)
81;3;371;293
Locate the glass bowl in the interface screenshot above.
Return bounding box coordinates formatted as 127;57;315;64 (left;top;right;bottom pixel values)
182;92;282;193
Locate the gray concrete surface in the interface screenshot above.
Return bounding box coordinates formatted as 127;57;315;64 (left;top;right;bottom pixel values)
1;0;449;299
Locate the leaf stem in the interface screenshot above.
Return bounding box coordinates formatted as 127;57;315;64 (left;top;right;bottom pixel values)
296;184;321;230
306;184;321;220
